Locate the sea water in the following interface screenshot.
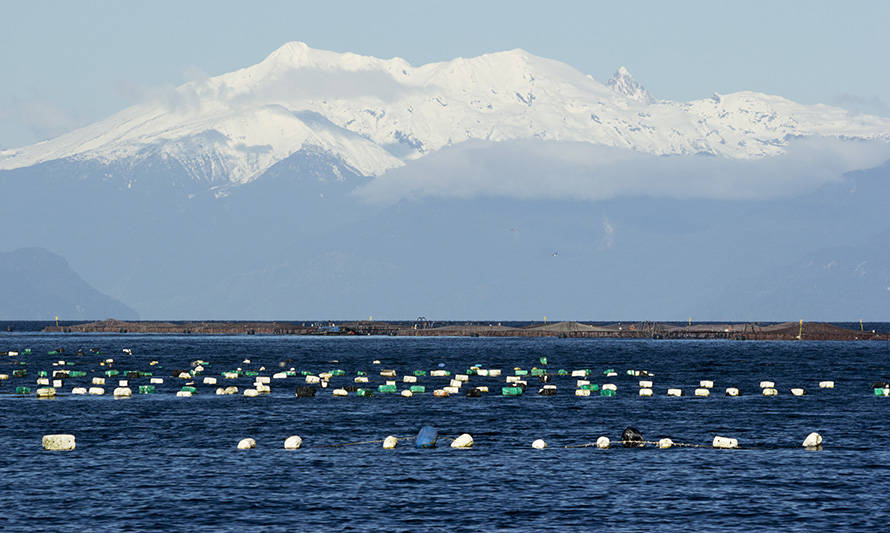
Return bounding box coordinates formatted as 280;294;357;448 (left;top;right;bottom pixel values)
1;334;889;530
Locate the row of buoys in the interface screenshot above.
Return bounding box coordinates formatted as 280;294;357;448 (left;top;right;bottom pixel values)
1;350;864;403
39;427;824;452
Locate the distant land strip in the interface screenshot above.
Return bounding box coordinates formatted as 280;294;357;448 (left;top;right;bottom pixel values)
40;319;888;341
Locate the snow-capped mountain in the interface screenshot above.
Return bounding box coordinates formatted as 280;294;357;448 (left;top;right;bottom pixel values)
2;41;889;188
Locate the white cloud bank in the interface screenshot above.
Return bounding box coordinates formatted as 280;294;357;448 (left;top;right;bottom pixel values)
356;137;890;204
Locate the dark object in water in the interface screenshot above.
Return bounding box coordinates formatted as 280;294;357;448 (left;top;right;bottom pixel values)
871;381;889;389
539;374;551;383
622;427;644;448
538;387;557;396
343;385;360;392
466;388;482;397
416;426;438;448
294;386;317;398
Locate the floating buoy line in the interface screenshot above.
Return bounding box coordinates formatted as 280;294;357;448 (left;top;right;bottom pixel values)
40;427;824;452
0;349;872;402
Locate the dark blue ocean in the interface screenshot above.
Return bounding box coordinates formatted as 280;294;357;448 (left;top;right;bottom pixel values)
2;333;889;531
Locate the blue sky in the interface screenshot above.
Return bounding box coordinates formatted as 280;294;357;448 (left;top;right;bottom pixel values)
1;0;888;148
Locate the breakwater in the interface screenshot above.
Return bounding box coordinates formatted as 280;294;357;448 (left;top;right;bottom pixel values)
41;318;889;341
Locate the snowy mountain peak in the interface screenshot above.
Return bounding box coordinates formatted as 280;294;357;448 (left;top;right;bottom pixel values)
1;43;889;187
607;66;654;103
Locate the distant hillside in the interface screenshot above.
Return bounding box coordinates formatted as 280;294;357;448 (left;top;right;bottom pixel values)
0;247;138;320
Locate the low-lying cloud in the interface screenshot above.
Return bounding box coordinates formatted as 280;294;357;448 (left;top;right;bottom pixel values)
356;137;890;203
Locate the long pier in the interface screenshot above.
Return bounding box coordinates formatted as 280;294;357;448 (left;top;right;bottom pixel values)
40;319;888;341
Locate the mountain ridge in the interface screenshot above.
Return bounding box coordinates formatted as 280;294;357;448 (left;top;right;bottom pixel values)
2;41;888;189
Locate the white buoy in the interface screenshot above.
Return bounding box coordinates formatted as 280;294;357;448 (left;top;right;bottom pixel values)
762;387;778;396
694;388;710;397
216;387;226;395
596;436;610;449
283;435;303;449
443;386;460;394
605;372;618;377
52;379;63;388
88;387;105;395
305;375;320;384
176;390;192;397
700;380;714;389
372;360;381;364
36;378;50;386
639;388;653;397
571;370;587;377
819;381;835;389
790;388;807;396
242;359;250;364
433;389;449;397
657;438;673;449
113;387;132;397
255;383;271;393
332;388;348;397
401;389;413;397
451;433;474;448
237;438;256;450
272;372;287;379
71;387;87;395
255;376;271;385
802;432;822;448
42;434;76;451
576;379;591;387
223;372;239;379
667;388;684;397
639;380;653;388
403;375;417;383
488;369;502;377
203;376;217;385
532;439;547;449
759;380;775;389
575;389;591;397
725;387;741;396
449;379;463;388
383;435;398;449
150;377;163;384
118;379;128;387
225;386;238;395
243;389;259;397
92;377;105;385
380;369;397;378
712;436;739;449
36;387;56;398
455;374;469;382
602;383;617;391
476;386;489;393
